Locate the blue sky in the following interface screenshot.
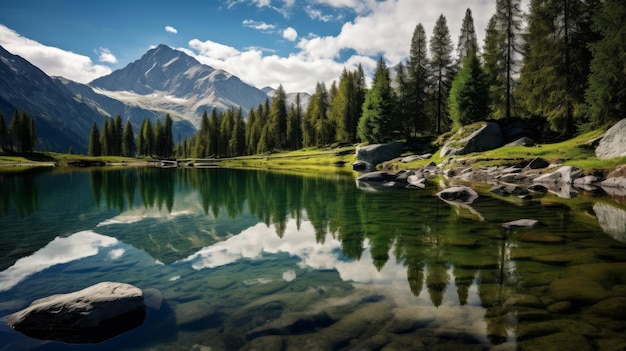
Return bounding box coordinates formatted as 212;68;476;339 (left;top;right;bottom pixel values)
0;0;517;93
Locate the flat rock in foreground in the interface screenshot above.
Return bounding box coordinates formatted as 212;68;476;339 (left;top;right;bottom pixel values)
4;282;146;344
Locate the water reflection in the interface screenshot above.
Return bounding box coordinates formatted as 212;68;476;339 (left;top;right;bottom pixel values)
1;168;626;349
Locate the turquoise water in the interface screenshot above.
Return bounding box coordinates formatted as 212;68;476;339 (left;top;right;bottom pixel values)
0;167;625;350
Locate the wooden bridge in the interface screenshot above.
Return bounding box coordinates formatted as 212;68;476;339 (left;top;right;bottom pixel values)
153;158;224;168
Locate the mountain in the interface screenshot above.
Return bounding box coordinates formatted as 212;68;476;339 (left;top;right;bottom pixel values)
90;45;269;126
0;45;106;153
0;45;196;153
262;86;311;111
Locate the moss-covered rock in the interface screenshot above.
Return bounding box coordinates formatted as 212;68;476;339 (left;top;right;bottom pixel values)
549;278;607;304
589;297;626;319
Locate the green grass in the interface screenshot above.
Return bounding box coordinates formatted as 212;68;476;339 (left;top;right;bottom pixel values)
221;146;357;174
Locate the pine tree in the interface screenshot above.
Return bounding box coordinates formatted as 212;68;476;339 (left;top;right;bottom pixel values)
430;14;455;134
269;85;288;149
518;0;599;135
358;56;395;143
0;112;6;150
195;110;210;158
121;120;136;157
449;52;490;128
457;8;479;61
488;0;524;121
585;0;625;128
286;93;303;150
306;82;331;146
331;68;365;143
220;109;234;157
208;108;220;157
229;107;245;156
112;115;122;156
163;114;174;158
407;24;431;135
394;61;412;139
88;121;102;156
101;119;111;156
245;108;259;155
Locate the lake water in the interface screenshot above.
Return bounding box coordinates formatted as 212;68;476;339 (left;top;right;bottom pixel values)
0;167;625;350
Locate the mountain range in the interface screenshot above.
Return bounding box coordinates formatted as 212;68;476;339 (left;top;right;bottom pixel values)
0;44;293;154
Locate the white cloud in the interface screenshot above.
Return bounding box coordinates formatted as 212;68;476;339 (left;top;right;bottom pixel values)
165;25;178;34
184;38;375;93
0;24;112;83
97;47;118;64
305;5;340;22
242;19;276;32
282;27;298;41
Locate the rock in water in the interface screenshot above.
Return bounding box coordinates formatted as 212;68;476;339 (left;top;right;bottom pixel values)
4;282;146;343
595;118;626;159
436;186;479;204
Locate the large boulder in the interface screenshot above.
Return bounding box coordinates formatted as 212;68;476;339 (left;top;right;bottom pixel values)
596;118;626;159
440;122;504;157
4;282;146;343
355;142;402;166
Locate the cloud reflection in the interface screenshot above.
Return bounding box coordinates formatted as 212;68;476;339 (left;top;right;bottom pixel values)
0;231;118;292
182;219;408;286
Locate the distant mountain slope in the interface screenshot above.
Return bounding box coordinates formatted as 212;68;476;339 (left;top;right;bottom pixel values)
0;45;106;153
262;86;311;111
89;45;270;126
56;77;195;143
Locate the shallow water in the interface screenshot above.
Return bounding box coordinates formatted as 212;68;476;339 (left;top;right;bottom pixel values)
0;167;625;350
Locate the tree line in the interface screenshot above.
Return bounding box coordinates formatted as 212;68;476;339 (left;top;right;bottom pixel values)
88;114;174;158
0;111;37;153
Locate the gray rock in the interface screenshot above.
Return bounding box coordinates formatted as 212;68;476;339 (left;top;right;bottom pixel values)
401;154;431;163
440;122;504;157
506;137;535;147
533;166;581;185
352;160;376;172
436;186;479;204
406;175;427;189
356;171;397;183
595;118;626;159
4;282;146;343
502;219;543;229
524;157;550;170
356;142;403;165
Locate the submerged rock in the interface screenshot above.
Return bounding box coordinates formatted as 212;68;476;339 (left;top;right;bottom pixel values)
502;219;543;229
436;186;479;204
4;282;146;344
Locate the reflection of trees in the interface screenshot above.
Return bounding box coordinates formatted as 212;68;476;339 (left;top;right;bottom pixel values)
0;170;41;217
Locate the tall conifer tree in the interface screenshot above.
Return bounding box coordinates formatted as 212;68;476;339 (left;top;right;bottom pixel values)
429;14;454;133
